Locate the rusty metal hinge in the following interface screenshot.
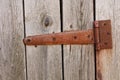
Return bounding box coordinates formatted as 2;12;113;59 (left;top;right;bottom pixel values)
23;20;112;51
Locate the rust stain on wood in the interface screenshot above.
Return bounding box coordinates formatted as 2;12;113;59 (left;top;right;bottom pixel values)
97;70;103;80
96;50;113;80
96;51;103;80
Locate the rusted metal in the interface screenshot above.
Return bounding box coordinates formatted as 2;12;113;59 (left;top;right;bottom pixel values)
23;29;94;45
94;20;112;50
23;20;112;51
94;21;100;50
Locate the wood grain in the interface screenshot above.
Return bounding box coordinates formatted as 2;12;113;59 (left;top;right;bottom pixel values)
0;0;26;80
96;0;120;80
63;0;95;80
25;0;62;80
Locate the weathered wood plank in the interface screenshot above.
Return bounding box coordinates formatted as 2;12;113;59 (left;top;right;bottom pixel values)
96;0;120;80
63;0;95;80
0;0;26;80
25;0;62;80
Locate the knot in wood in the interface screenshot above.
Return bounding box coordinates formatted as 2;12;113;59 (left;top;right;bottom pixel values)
43;15;53;27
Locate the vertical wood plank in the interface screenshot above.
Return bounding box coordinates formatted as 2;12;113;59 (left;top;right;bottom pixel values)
96;0;120;80
25;0;62;80
0;0;26;80
63;0;95;80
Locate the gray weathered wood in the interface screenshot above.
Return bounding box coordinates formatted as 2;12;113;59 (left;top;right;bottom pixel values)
63;0;95;80
96;0;120;80
25;0;62;80
0;0;26;80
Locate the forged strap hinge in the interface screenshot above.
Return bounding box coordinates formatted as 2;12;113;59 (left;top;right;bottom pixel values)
23;20;112;51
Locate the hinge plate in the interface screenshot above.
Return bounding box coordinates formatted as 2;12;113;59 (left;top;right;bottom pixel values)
94;20;112;50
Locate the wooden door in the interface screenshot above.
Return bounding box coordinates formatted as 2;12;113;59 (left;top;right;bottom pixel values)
0;0;119;80
63;0;95;80
24;0;62;80
0;0;26;80
96;0;120;80
24;0;95;80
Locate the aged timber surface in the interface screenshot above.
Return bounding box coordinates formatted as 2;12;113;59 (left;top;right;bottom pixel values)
0;0;26;80
96;0;120;80
63;0;95;80
25;0;62;80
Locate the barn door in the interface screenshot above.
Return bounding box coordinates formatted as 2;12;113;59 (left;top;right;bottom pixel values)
96;0;120;80
0;0;118;80
0;0;26;80
24;0;62;80
63;0;95;80
24;0;95;80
